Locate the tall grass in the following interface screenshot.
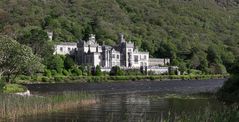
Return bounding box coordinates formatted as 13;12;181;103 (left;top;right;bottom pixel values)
0;92;96;119
102;106;239;122
161;106;239;122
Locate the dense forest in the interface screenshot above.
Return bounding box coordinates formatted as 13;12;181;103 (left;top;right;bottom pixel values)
0;0;239;74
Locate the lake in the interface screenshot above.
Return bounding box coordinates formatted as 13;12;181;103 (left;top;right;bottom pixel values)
12;79;229;122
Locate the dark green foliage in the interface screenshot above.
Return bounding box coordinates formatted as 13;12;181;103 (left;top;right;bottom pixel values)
54;76;64;82
46;55;64;73
155;39;177;59
207;45;222;64
41;77;50;82
62;69;69;76
0;0;239;74
218;75;239;102
208;63;227;74
17;28;54;59
92;65;102;76
18;75;31;81
44;69;52;77
110;66;124;76
0;35;44;83
228;58;239;74
70;67;82;76
218;57;239;102
64;55;75;70
51;70;58;76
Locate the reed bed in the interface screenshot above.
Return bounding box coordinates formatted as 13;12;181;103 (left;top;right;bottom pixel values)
102;106;239;122
0;92;96;119
163;106;239;122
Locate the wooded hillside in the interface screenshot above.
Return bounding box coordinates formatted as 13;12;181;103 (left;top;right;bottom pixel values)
0;0;238;73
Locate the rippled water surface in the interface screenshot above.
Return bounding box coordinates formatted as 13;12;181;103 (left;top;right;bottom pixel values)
14;93;223;122
13;79;226;122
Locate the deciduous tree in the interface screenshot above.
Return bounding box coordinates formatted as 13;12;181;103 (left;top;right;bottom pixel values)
17;28;54;58
0;35;43;82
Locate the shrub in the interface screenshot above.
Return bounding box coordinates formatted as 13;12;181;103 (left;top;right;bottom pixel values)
217;75;239;102
31;75;38;82
46;55;64;73
18;75;31;80
51;70;58;76
54;76;64;82
82;72;88;76
57;68;63;74
62;69;69;76
149;76;155;81
93;65;102;76
110;66;124;76
44;69;52;77
70;68;82;76
41;77;50;82
3;84;27;93
64;55;76;70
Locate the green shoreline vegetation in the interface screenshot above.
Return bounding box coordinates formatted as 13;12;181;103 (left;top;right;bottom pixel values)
15;74;228;84
217;58;239;103
0;92;96;120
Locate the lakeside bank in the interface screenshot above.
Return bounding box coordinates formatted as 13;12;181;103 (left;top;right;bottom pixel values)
13;79;239;122
0;78;231;121
16;74;228;84
25;79;226;94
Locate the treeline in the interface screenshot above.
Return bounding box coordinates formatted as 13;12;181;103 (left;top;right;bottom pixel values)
218;57;239;102
0;0;239;75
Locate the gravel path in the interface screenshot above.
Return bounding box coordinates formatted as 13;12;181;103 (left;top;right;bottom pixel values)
25;79;226;94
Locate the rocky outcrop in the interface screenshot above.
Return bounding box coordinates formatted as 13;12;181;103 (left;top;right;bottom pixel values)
15;90;31;96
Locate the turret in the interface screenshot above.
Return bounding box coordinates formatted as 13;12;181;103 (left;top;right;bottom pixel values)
47;31;53;41
89;34;96;43
119;33;125;43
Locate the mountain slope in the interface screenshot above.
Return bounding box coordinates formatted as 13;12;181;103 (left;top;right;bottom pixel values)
0;0;238;72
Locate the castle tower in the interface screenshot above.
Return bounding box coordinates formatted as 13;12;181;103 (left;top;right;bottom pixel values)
47;31;53;41
89;34;96;43
119;33;125;43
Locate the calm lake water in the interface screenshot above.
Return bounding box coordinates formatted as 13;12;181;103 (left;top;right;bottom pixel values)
14;92;223;122
14;79;226;122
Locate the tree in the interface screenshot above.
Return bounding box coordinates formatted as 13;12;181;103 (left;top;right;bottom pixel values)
207;45;222;64
190;54;200;69
46;55;64;73
94;65;102;76
110;66;124;76
217;57;239;102
17;28;54;58
64;55;76;70
228;57;239;74
70;67;82;76
155;40;177;59
0;35;43;82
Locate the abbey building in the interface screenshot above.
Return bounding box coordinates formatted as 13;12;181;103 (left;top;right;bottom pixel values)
54;34;171;73
76;34;150;68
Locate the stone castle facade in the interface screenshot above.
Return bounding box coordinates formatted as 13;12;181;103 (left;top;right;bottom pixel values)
54;34;171;73
76;34;149;68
